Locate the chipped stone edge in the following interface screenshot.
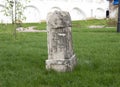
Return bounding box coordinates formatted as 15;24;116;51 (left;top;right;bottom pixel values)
46;54;77;72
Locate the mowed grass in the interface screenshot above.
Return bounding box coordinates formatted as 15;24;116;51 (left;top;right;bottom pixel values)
0;20;120;87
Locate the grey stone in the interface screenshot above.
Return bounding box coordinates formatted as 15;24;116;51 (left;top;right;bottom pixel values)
47;11;72;29
46;11;77;72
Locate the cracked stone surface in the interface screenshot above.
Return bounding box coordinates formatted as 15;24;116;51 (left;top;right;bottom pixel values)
46;11;77;72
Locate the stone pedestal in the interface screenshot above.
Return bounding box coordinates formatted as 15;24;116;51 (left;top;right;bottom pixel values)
46;11;77;72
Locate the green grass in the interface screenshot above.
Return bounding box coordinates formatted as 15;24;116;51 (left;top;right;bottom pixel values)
0;20;120;87
21;22;46;30
72;19;108;28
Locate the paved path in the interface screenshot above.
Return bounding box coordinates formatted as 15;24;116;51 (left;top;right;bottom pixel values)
16;26;47;32
88;25;105;28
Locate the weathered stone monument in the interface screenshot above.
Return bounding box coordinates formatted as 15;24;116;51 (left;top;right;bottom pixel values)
46;11;77;72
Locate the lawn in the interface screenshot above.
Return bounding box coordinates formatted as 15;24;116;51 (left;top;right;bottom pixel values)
0;19;120;87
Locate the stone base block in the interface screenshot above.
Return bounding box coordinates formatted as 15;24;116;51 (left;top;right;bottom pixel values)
46;54;77;72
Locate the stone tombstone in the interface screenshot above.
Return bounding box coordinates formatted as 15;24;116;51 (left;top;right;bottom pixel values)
46;11;77;72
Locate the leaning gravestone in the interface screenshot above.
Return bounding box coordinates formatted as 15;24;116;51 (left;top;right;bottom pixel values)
46;11;77;72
